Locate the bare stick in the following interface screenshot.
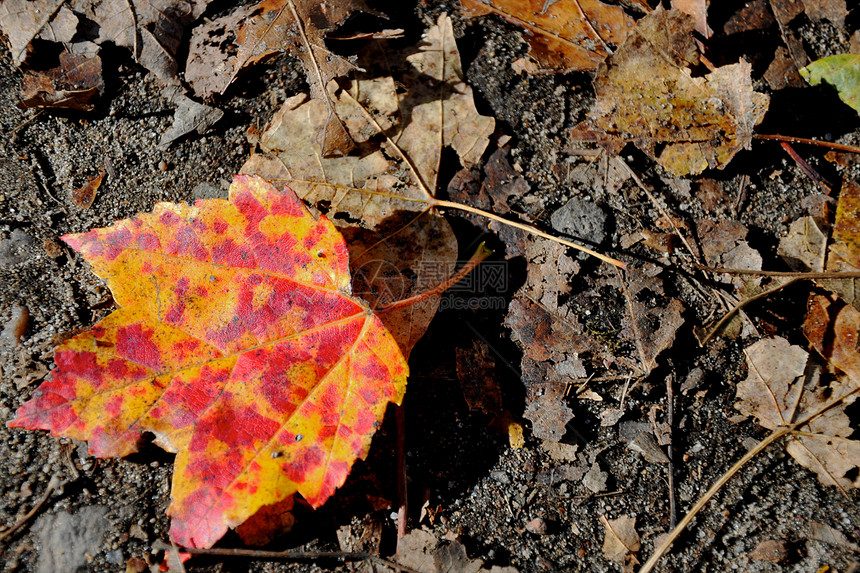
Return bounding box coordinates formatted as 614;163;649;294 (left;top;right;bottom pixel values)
693;265;860;279
0;476;63;544
395;403;408;542
755;133;860;154
615;158;700;264
666;373;677;529
699;278;801;345
779;142;831;192
174;545;422;573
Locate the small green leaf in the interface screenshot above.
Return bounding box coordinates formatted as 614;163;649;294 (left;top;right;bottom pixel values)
800;54;860;113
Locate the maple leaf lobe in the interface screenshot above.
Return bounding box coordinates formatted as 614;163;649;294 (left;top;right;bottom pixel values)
9;175;409;548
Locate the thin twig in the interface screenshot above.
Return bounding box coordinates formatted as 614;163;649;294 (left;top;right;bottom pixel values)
693;265;860;279
0;476;63;544
666;372;677;529
175;546;422;573
732;174;748;218
755;133;860;154
700;278;801;345
780;142;831;192
395;404;408;543
377;243;493;313
124;0;139;61
9;110;44;138
615;157;700;264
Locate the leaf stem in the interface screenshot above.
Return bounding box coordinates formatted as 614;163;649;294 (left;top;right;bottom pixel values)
377;242;494;313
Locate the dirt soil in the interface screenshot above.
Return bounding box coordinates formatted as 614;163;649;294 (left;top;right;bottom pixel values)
1;1;859;572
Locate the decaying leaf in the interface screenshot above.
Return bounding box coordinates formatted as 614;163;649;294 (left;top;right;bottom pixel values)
736;335;860;491
71;0;212;85
455;340;502;414
71;168;105;209
800;0;848;29
671;0;712;38
243;13;493;356
19;42;103;111
394;528;519;573
503;238;582;441
158;86;224;150
0;0;67;65
601;515;640;571
801;54;860;113
808;520;860;552
570;10;770;176
748;539;789;563
615;263;684;375
779;180;860;308
777;216;827;272
459;0;634;73
9;175;410;548
185;0;366;156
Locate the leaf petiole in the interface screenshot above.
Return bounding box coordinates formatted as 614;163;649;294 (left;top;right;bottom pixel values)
376;242;494;313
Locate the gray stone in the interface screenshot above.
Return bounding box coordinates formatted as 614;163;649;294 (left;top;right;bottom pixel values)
34;506;109;573
550;197;609;245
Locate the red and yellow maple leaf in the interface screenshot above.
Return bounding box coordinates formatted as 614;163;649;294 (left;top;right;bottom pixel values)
8;175;409;548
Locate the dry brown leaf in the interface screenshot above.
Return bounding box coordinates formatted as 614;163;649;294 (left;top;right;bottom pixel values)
748;539;789;563
808;521;860;552
503;238;584;441
243;13;494;224
570;10;769;176
460;0;634;73
71;168;105;209
777;216;827;272
394;529;519;573
455;340;502;414
601;515;641;571
0;0;67;65
736;335;860;491
671;0;712;38
158;86;224;149
69;0;212;84
186;0;364;156
19;42;103;111
780;181;860;308
801;0;847;28
616;263;685;375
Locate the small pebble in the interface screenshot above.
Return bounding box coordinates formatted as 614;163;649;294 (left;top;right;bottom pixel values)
525;517;548;535
158;160;168;171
